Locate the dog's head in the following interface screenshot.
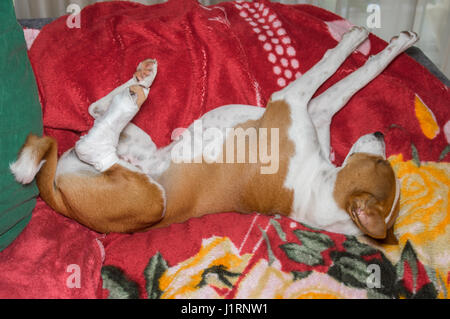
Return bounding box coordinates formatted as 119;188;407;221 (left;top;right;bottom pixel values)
335;132;400;240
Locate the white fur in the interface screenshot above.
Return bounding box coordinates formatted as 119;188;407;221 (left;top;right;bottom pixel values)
10;147;46;184
168;105;264;164
308;31;418;161
55;149;98;177
343;133;386;165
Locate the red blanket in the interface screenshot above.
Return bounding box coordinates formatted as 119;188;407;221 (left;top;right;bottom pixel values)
31;0;449;163
1;0;448;298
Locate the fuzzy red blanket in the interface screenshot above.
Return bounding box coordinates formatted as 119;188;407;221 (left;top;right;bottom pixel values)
0;0;448;299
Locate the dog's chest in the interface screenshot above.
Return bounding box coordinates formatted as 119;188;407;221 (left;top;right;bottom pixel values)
264;99;361;235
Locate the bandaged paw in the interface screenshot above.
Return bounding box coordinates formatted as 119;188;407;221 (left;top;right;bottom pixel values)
135;59;158;88
75;89;140;172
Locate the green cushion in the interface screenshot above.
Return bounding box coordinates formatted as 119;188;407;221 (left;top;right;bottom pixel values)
0;1;43;251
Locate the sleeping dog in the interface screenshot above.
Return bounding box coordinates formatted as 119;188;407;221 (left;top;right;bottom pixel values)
11;27;417;241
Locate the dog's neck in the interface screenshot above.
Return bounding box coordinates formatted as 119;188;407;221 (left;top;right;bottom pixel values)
265;99;362;234
285;155;360;234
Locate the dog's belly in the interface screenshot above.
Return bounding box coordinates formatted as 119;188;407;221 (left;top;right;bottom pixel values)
128;104;265;178
168;104;265;164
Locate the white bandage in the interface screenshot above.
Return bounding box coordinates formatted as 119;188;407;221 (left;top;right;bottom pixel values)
137;59;158;88
75;89;139;172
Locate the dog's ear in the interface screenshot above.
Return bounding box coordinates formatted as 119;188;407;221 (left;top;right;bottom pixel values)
380;227;399;245
346;192;387;239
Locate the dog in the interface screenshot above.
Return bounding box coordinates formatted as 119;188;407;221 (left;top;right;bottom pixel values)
10;27;417;241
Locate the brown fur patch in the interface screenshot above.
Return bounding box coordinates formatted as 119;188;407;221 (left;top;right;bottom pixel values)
56;165;165;233
154;100;294;228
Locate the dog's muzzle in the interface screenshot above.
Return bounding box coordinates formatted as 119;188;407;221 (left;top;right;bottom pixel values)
343;131;386;165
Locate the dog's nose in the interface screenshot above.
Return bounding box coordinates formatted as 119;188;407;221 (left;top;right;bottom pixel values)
374;131;384;139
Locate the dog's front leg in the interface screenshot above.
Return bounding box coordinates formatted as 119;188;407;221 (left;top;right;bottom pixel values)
75;60;157;172
308;31;419;161
272;27;369;104
88;59;158;119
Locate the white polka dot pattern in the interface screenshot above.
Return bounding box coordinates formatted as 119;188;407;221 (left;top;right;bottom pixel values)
234;1;301;87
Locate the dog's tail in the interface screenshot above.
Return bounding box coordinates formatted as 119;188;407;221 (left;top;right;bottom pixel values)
10;134;67;215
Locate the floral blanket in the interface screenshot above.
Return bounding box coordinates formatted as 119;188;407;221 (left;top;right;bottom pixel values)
100;154;449;299
0;0;448;299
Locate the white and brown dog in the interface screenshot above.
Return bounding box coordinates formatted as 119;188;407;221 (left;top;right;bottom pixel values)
11;27;417;241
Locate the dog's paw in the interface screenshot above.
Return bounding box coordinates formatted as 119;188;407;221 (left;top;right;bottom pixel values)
390;31;419;50
135;59;157;88
343;26;369;44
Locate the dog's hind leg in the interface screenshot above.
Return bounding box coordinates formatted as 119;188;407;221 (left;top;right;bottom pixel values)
55;162;166;233
10;133;166;233
308;31;419;161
